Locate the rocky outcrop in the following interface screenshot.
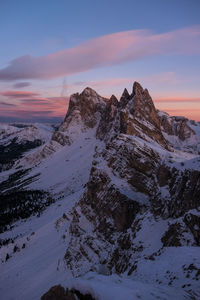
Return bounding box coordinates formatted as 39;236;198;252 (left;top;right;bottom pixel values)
41;285;95;300
97;82;169;149
184;213;200;245
161;223;182;247
45;88;107;151
158;111;195;141
25;88;107;161
59;88;106;134
64;165;142;276
153;167;200;218
51;131;71;146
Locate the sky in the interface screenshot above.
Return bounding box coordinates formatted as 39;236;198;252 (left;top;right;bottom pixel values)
0;0;200;122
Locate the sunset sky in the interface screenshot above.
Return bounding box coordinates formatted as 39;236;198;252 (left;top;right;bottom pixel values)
0;0;200;122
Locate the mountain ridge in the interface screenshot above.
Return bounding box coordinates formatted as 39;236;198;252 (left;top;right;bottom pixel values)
0;82;200;300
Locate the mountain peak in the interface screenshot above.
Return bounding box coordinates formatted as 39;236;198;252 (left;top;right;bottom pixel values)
109;94;118;106
56;86;107;143
120;88;130;107
54;82;169;148
81;86;99;98
132;81;144;96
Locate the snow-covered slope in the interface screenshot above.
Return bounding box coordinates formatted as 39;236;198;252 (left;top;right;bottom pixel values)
0;123;53;144
0;82;200;300
0;123;54;172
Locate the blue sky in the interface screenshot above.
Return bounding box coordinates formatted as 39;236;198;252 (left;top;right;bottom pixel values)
0;0;200;121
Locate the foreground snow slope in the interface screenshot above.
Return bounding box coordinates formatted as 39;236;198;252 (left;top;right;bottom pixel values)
27;128;102;195
65;272;192;300
0;191;82;300
0;193;197;300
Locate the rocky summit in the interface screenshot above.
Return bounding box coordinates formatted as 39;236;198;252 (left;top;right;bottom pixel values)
0;82;200;300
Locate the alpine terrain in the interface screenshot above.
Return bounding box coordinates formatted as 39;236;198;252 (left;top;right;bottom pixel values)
0;82;200;300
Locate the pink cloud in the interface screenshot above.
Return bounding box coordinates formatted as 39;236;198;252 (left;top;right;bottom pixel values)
20;98;53;105
154;97;200;103
0;90;39;98
0;26;199;81
0;93;69;122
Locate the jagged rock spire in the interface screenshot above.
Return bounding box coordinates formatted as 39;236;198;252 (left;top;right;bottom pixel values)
131;81;144;97
109;95;118;106
120;88;130;107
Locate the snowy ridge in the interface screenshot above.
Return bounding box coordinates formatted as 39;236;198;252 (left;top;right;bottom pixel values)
158;110;200;154
0;123;53;145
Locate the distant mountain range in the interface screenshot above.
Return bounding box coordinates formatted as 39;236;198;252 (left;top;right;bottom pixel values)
0;82;200;300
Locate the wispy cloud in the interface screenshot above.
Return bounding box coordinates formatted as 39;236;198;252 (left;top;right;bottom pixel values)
154;97;200;103
0;90;39;98
0;91;69;122
13;82;31;89
0;26;199;81
0;101;17;107
20;98;53;105
69;72;178;90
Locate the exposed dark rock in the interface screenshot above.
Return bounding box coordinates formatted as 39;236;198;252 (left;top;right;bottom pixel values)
51;131;71;146
184;213;200;245
120;88;130;107
167;170;200;217
109;94;119;106
157;165;171;187
161;223;182;247
96;96;120;142
41;285;95;300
